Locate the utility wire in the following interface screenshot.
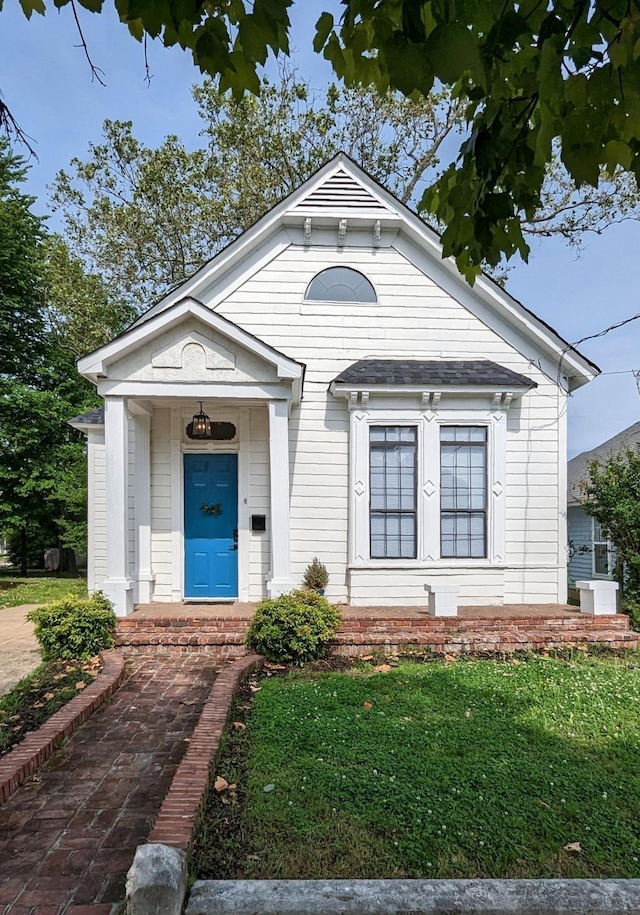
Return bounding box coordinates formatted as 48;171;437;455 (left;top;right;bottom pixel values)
571;311;640;348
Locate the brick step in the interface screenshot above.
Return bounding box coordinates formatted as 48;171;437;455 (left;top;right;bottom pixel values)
116;614;639;654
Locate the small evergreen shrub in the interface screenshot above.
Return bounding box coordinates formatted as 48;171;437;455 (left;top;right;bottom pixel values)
303;557;329;591
245;589;342;663
27;592;116;660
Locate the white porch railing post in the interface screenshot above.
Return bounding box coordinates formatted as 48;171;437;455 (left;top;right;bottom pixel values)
575;580;619;615
103;395;134;617
267;400;296;597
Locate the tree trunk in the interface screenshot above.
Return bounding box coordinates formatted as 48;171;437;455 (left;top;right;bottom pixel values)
59;548;77;574
20;528;28;577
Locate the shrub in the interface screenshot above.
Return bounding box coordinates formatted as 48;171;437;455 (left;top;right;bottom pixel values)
27;592;116;660
303;557;329;591
245;589;342;663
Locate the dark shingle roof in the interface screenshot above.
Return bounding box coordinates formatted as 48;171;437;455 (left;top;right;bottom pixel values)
568;421;640;501
69;405;105;426
332;359;536;387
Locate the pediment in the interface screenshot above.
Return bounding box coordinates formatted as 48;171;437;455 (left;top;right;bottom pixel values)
108;318;278;384
151;331;236;372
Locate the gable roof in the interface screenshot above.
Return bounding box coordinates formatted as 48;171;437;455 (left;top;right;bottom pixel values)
332;359;535;388
83;153;598;393
568;421;640;502
77;296;305;402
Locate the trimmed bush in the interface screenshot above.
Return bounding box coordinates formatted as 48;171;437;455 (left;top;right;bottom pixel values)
27;592;116;660
245;589;342;663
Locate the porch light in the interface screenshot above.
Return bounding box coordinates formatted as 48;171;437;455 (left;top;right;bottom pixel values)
187;402;211;439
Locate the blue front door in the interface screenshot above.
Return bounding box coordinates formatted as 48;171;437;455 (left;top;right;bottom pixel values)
184;453;238;599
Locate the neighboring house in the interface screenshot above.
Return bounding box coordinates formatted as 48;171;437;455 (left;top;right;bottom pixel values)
70;154;598;617
567;421;640;583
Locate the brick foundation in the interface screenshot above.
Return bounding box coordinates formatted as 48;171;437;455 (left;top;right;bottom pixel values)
117;612;640;657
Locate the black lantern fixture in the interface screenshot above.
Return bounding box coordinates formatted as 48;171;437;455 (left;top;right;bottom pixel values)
187;402;211;439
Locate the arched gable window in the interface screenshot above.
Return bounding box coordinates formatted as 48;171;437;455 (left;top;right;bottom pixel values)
305;267;377;303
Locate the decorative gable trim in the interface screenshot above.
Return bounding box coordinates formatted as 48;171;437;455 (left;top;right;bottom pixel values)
108;153;596;391
151;331;236;371
77;296;305;403
289;165;395;217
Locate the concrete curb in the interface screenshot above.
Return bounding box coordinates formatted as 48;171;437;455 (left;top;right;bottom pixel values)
185;878;640;914
0;648;126;804
146;653;263;848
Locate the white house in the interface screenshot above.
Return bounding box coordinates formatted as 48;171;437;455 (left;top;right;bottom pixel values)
71;154;598;617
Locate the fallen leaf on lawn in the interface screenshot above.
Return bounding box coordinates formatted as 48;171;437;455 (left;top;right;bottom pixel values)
464;710;471;718
563;842;581;853
232;721;246;730
363;701;373;709
227;783;237;791
44;693;55;701
32;702;44;708
249;685;261;693
263;783;275;793
537;800;550;808
511;659;522;665
401;716;412;722
444;654;457;663
75;681;87;690
266;663;286;670
247;854;260;860
214;776;229;792
52;673;66;681
374;664;392;673
361;655;374;661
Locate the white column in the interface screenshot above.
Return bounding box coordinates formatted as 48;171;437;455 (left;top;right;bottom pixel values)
133;412;154;604
103;395;134;617
267;400;295;597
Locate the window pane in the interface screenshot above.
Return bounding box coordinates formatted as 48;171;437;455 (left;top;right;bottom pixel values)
369;427;417;559
440;426;487;443
306;267;377;303
441;512;486;558
594;543;609;576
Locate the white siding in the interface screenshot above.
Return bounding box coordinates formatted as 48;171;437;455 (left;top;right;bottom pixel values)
150;408;172;600
214;242;564;606
90;431;107;591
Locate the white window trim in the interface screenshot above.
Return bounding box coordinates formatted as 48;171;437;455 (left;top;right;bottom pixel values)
591;518;614;580
349;405;506;569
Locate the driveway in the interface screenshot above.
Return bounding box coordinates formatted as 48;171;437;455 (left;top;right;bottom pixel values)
0;605;41;696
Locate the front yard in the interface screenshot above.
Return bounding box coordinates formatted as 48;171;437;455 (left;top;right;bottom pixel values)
0;576;87;609
194;653;640;880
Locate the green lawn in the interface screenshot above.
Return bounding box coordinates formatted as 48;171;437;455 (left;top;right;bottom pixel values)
194;654;640;880
0;577;87;609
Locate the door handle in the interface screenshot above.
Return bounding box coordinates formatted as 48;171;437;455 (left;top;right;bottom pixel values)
230;528;238;551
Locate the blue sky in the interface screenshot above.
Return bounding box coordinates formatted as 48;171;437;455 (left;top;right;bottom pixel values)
1;0;639;458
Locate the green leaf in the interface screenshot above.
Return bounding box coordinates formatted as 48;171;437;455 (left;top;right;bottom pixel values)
426;24;485;87
314;11;334;52
19;0;45;18
603;140;633;170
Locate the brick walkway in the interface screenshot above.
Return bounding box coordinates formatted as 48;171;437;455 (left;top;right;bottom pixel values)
0;653;221;914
